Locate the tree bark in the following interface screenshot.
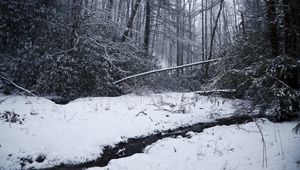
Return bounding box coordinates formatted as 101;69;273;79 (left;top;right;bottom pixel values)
205;0;224;77
282;0;291;56
187;0;193;64
233;0;238;35
201;0;205;61
240;11;246;38
283;0;300;57
265;0;279;57
290;0;300;57
151;0;162;56
107;0;114;20
176;0;182;68
204;0;208;60
69;0;83;48
122;0;142;42
144;0;151;55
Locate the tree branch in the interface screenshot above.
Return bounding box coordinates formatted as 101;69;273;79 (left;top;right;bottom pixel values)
1;77;37;97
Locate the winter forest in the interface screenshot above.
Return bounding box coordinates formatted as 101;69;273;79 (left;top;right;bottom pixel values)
0;0;300;169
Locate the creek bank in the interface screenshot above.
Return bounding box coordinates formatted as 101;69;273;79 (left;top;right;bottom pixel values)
44;114;275;170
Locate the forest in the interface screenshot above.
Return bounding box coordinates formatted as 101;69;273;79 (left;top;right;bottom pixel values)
0;0;299;169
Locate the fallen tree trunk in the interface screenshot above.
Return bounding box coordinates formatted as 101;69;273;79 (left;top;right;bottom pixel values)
196;89;236;98
114;58;220;84
196;89;236;94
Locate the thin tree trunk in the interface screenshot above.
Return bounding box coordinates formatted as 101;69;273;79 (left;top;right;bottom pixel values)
144;0;151;55
176;0;182;68
69;0;83;48
204;0;208;60
264;0;279;57
187;0;193;64
151;0;162;56
122;0;142;42
107;0;114;20
84;0;88;17
282;0;291;56
135;4;142;43
205;0;224;77
170;41;173;67
182;0;186;65
117;0;123;23
240;11;246;38
209;1;214;58
125;0;130;26
233;0;238;35
201;0;205;61
289;0;300;57
161;9;166;62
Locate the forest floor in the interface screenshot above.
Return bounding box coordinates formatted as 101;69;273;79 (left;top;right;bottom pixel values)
0;93;299;170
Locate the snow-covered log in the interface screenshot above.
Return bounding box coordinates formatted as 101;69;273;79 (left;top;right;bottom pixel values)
195;89;236;96
114;58;220;84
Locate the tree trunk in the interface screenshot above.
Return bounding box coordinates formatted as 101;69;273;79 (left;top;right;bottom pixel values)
122;0;142;42
182;0;186;65
187;0;193;64
151;0;162;56
144;0;151;55
176;0;182;68
205;0;224;77
69;0;83;48
265;0;279;57
282;0;291;56
107;0;114;20
283;0;300;57
290;0;300;57
204;0;208;60
240;11;246;38
233;0;238;35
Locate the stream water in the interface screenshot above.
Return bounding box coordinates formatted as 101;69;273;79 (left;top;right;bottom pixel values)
44;114;275;170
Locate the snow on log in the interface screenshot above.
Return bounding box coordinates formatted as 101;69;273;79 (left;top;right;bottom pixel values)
114;58;220;84
195;89;236;96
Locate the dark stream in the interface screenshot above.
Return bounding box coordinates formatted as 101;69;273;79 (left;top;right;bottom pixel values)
41;114;274;170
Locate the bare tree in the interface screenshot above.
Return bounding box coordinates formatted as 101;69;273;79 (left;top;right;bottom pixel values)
205;0;224;77
144;0;151;55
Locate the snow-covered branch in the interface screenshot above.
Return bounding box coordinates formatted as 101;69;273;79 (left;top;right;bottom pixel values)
195;89;236;94
1;77;37;97
114;58;220;84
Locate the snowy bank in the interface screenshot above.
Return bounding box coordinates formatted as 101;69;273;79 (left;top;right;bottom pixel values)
91;119;300;170
0;93;258;169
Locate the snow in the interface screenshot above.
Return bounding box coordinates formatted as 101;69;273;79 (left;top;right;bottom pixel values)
0;93;251;169
0;93;298;170
91;119;300;170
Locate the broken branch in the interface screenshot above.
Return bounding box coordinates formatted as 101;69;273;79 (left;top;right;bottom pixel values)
1;77;37;97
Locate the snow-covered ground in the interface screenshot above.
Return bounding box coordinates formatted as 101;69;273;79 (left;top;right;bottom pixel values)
0;93;298;169
91;119;300;170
